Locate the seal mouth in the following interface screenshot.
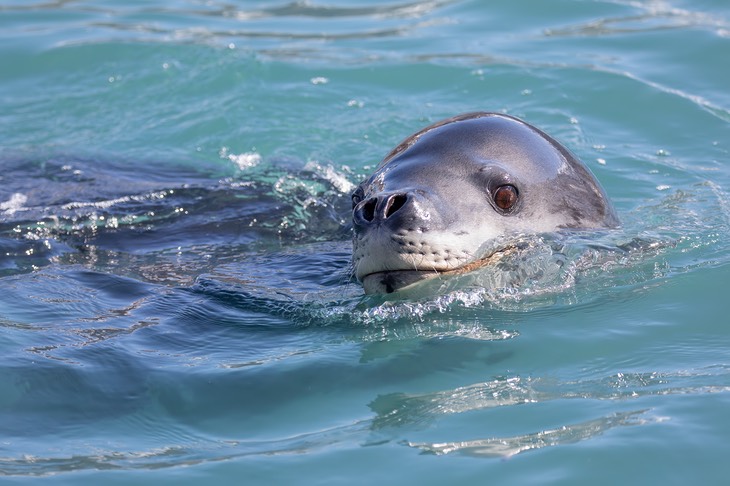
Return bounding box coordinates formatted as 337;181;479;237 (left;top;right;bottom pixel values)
361;270;435;294
360;245;519;294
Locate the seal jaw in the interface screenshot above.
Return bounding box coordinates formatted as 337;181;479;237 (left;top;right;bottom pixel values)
361;270;436;294
352;233;475;291
359;245;519;294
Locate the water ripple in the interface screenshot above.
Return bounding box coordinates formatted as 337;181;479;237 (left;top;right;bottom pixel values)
190;0;455;21
370;368;730;431
544;3;729;37
0;420;371;476
406;409;655;457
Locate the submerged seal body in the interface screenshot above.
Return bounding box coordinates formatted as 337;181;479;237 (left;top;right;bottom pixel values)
351;112;619;294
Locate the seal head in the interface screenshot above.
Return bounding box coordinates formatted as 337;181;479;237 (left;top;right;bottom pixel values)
351;112;619;294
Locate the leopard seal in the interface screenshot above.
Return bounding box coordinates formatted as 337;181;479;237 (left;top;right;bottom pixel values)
351;112;619;294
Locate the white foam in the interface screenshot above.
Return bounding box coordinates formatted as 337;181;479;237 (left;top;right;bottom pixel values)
228;152;262;170
0;193;28;215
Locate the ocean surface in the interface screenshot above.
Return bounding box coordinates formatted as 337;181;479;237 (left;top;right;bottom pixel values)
1;0;729;484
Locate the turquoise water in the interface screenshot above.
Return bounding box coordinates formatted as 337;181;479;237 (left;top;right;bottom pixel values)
1;0;729;483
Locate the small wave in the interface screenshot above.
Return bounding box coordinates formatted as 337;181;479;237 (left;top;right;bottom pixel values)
0;419;371;476
370;367;730;432
595;67;730;123
378;366;730;458
543;1;729;38
406;409;655;457
212;0;455;21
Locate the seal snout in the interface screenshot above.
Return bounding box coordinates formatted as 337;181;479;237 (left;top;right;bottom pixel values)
354;192;409;225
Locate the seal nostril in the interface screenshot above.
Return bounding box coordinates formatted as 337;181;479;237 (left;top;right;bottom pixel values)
356;193;408;224
384;193;408;219
361;198;376;222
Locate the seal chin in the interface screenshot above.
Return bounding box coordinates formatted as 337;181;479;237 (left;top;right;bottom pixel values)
361;270;437;294
358;245;522;295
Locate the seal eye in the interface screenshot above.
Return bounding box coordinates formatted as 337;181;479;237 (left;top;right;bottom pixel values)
493;185;518;211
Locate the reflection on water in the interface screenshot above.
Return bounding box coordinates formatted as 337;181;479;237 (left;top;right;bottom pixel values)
407;409;655;457
372;368;730;430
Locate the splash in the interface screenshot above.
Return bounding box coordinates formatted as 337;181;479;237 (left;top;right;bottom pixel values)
0;193;28;216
